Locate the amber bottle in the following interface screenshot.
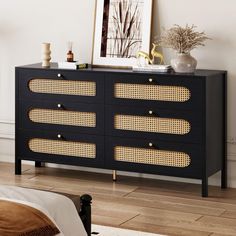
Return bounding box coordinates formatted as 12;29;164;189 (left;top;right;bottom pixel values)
67;42;74;62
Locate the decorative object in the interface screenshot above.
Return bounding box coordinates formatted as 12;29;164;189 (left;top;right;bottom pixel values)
136;43;164;66
15;63;227;197
92;0;153;68
171;53;197;73
67;41;74;62
41;43;51;68
160;25;210;73
58;61;88;70
132;64;171;72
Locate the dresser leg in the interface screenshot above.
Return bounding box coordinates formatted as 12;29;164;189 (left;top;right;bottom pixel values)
15;159;22;175
202;177;208;197
112;170;117;181
35;161;43;167
222;72;227;190
221;168;227;189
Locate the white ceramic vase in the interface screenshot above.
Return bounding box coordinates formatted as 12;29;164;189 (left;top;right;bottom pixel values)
171;53;197;73
41;43;51;68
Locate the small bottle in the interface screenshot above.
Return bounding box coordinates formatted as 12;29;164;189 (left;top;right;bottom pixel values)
67;41;74;62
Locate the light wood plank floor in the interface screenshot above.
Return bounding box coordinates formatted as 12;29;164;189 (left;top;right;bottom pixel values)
0;162;236;236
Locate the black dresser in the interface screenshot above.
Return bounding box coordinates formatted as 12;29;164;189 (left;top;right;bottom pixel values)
15;63;227;197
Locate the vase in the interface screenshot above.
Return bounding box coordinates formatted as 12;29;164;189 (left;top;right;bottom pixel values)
41;43;51;68
171;53;197;73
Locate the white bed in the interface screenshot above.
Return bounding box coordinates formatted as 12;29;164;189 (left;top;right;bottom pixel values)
0;185;87;236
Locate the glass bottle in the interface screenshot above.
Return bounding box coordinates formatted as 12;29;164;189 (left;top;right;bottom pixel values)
67;41;74;62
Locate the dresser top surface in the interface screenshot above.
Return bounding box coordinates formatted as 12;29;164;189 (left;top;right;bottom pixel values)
16;63;226;77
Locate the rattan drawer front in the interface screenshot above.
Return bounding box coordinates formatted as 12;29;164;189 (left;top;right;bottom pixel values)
29;79;96;96
114;115;190;135
29;138;96;158
29;108;96;127
115;146;190;167
114;83;190;102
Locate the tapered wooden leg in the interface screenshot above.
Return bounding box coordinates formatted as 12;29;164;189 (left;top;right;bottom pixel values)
15;159;22;175
112;170;117;181
202;177;208;197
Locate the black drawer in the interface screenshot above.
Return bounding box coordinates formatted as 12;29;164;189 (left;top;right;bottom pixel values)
105;137;203;179
17;69;104;104
19;100;104;135
16;130;105;168
105;73;203;110
105;105;202;144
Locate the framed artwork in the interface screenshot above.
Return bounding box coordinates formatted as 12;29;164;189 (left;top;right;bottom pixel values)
92;0;153;68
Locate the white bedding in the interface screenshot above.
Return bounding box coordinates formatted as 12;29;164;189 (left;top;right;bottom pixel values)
0;185;87;236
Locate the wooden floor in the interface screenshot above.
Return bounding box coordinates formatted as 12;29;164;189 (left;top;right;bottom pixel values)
0;162;236;236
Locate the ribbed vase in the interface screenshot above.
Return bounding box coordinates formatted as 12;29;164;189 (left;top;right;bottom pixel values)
171;53;197;73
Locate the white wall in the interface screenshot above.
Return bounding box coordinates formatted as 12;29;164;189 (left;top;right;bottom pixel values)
1;0;236;186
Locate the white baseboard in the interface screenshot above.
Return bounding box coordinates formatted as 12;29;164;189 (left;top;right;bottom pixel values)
1;121;236;188
0;121;15;139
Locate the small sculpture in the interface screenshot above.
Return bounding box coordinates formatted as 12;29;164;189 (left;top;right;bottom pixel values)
41;42;51;68
136;43;164;66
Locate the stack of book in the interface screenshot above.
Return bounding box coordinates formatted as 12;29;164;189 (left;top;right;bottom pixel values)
58;61;89;70
132;65;172;73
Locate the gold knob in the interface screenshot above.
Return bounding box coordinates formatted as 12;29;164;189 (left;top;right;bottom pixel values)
149;110;153;115
149;143;153;147
57;134;62;139
149;78;153;83
57;73;62;78
57;104;62;108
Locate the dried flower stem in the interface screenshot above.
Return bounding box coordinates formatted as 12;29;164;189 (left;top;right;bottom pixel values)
160;24;211;54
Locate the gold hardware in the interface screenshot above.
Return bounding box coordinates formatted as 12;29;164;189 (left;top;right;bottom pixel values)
57;73;62;78
57;104;62;108
149;78;153;83
57;134;62;139
136;43;164;65
149;143;153;147
149;110;153;115
112;170;117;181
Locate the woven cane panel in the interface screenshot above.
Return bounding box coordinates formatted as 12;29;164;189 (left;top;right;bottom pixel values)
29;108;96;127
114;115;191;135
29;138;96;158
29;79;96;96
115;146;190;167
114;83;190;102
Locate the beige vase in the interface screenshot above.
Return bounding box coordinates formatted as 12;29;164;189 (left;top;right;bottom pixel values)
41;43;51;68
171;53;197;73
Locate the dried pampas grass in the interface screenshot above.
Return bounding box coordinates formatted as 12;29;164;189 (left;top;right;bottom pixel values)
160;24;211;54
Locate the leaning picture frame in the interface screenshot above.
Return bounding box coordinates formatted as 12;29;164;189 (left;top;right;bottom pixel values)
92;0;153;68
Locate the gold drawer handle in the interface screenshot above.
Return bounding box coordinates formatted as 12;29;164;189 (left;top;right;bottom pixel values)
57;104;62;108
149;142;153;147
149;78;153;83
57;134;62;139
57;73;62;78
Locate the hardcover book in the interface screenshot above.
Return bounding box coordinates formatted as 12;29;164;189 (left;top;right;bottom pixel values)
58;61;88;70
